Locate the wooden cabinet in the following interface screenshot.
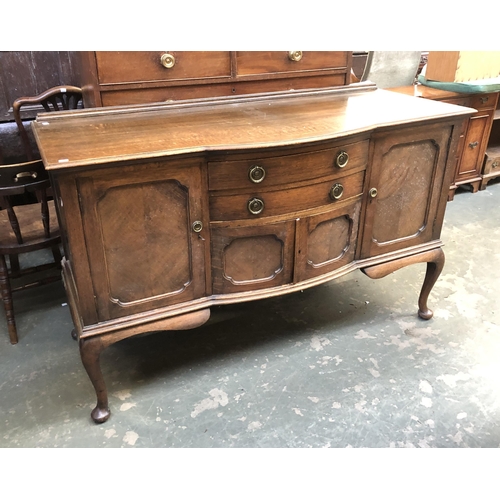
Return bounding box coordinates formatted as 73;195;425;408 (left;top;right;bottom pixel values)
80;51;352;107
32;83;473;424
389;85;499;200
481;97;500;189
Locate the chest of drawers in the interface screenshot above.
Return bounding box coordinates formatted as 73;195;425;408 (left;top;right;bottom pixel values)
32;83;474;424
80;51;352;107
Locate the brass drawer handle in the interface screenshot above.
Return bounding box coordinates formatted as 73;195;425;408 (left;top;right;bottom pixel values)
480;96;489;103
288;51;303;62
248;197;265;215
330;183;344;200
160;53;176;69
469;141;479;149
492;161;499;168
369;187;378;198
192;221;203;233
249;165;266;183
14;171;38;182
335;150;349;168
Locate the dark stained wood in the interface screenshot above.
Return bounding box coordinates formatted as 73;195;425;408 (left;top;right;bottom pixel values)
0;52;82;122
13;85;82;161
32;80;475;424
0;159;62;344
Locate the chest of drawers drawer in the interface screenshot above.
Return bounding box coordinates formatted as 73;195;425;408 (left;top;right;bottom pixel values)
94;51;232;85
208;140;369;191
209;170;365;221
235;51;349;76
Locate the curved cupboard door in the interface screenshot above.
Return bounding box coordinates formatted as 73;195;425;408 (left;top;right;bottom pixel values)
361;122;458;259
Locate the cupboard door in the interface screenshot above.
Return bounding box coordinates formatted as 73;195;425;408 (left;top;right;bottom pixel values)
76;159;207;321
211;220;295;294
361;123;454;258
295;200;361;282
456;110;493;183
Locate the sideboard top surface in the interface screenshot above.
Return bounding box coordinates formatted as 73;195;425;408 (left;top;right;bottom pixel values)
33;85;475;171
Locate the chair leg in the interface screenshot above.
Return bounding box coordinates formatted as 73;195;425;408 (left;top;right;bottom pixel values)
52;245;62;269
9;254;20;276
0;255;17;344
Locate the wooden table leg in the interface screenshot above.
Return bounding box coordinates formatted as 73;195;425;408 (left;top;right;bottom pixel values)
79;336;110;424
361;247;445;320
77;308;211;424
417;248;445;320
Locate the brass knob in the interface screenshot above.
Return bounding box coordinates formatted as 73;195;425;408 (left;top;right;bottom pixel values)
160;53;176;69
192;221;203;233
480;96;489;103
288;51;303;62
330;183;344;200
248;197;265;215
469;141;479;149
335;150;349;168
369;187;378;198
492;161;499;168
249;165;266;184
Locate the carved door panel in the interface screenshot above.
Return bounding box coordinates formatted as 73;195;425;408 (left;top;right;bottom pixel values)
76;159;207;321
295;200;361;282
211;220;295;294
361;123;454;259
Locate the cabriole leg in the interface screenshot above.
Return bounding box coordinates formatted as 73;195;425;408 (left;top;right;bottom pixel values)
418;248;445;320
79;336;110;424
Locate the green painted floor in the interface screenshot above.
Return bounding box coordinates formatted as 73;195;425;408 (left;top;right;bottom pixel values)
1;182;499;448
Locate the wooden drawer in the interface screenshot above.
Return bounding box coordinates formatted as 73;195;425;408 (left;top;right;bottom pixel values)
441;96;472;108
208;140;369;191
95;51;231;85
210;171;365;221
236;51;349;76
484;150;500;174
469;93;498;110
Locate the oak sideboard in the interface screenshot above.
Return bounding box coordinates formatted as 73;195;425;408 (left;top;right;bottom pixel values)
33;82;474;423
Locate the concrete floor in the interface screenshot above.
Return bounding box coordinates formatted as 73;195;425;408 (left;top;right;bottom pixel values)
1;181;499;448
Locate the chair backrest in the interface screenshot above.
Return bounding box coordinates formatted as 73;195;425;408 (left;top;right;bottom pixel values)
0;160;55;247
361;51;422;89
13;85;83;161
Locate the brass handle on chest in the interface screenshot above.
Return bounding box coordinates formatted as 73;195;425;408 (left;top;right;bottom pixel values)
248;197;265;215
288;51;303;62
192;221;203;233
160;53;176;69
14;171;38;182
480;96;489;103
469;141;479;149
492;161;499;168
330;183;344;200
335;150;349;168
249;165;266;183
369;187;378;198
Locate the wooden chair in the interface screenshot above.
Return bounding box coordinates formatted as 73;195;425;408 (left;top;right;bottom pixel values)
0;159;62;344
13;85;83;161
